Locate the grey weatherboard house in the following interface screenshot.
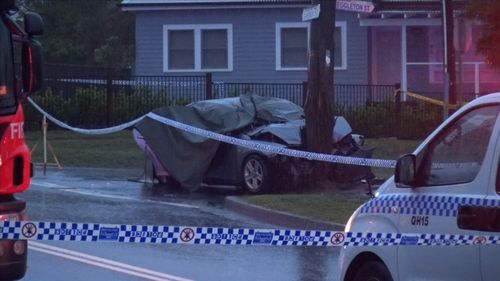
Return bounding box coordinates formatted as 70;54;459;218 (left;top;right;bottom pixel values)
121;0;500;98
120;0;365;85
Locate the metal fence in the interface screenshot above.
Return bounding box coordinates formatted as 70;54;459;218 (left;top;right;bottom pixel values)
44;63;131;77
24;66;474;139
213;82;305;105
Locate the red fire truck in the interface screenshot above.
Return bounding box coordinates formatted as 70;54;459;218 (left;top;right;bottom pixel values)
0;1;43;280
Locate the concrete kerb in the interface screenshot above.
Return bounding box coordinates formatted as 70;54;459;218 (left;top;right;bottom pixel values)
225;196;345;231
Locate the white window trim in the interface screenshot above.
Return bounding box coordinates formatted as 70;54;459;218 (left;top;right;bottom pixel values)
275;22;347;71
163;24;233;72
275;22;310;71
336;21;348;70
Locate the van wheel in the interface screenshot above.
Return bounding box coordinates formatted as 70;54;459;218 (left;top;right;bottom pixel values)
242;155;268;194
352;261;393;281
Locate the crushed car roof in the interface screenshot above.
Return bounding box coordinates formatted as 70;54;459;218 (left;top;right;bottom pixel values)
134;94;304;190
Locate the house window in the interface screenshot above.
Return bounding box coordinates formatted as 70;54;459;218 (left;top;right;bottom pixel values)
168;30;195;70
281;27;308;68
202;29;228;69
163;24;233;72
276;22;347;71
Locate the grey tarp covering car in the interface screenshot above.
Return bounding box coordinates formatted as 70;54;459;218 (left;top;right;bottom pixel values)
134;94;305;191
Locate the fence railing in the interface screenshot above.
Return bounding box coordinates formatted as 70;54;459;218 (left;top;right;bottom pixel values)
44;63;131;77
25;70;481;139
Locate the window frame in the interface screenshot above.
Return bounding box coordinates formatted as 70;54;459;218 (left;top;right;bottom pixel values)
415;104;500;187
496;156;500;194
163;24;233;73
275;22;309;71
275;21;347;71
0;17;18;116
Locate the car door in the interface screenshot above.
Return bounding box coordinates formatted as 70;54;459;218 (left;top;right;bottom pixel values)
472;119;500;281
397;104;500;281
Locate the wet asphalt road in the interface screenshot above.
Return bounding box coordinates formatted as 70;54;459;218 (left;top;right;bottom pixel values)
15;167;340;281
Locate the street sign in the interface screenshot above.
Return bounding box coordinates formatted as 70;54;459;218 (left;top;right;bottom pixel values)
337;0;375;13
302;4;321;21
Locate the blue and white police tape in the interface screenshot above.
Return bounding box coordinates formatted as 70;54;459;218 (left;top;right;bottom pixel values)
27;98;396;168
1;221;499;247
27;98;145;135
145;113;396;168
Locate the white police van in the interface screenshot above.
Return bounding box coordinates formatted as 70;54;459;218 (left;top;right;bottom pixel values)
337;93;500;281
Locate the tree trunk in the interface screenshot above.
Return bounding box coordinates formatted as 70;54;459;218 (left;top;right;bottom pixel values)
304;0;336;187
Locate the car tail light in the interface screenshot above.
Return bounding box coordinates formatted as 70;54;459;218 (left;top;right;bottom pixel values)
13;240;26;255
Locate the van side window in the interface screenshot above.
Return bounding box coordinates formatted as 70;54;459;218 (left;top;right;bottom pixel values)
496;159;500;194
419;105;500;186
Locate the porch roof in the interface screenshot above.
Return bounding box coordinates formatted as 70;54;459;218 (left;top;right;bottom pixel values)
120;0;310;10
366;0;469;19
120;0;469;16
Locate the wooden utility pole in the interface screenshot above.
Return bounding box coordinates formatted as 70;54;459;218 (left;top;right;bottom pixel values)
304;0;336;184
442;0;457;119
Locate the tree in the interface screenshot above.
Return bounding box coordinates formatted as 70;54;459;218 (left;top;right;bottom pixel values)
21;0;134;69
465;0;500;70
304;0;336;185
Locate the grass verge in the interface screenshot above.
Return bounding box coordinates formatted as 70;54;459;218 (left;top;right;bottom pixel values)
26;130;144;169
25;129;421;224
242;191;369;225
26;130;420;176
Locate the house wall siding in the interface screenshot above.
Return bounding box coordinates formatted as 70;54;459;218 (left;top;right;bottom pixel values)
134;7;368;84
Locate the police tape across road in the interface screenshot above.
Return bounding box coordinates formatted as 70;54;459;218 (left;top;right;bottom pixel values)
27;98;396;168
1;221;498;247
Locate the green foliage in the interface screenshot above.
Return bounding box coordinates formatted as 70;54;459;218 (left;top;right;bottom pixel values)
111;87;192;123
334;101;441;140
465;0;500;71
22;76;440;140
25;87;72;129
25;85;440;140
25;86;193;129
397;103;442;139
335;102;397;138
22;0;134;69
73;87;107;122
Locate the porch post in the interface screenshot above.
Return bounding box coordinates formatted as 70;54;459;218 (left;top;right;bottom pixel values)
442;0;457;118
401;25;407;102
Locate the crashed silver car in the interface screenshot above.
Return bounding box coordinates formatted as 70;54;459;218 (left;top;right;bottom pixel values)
133;94;373;193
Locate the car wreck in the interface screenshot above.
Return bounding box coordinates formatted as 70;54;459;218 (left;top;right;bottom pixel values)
133;94;374;193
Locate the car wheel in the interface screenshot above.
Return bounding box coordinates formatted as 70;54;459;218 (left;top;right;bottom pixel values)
351;261;393;281
242;155;268;193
